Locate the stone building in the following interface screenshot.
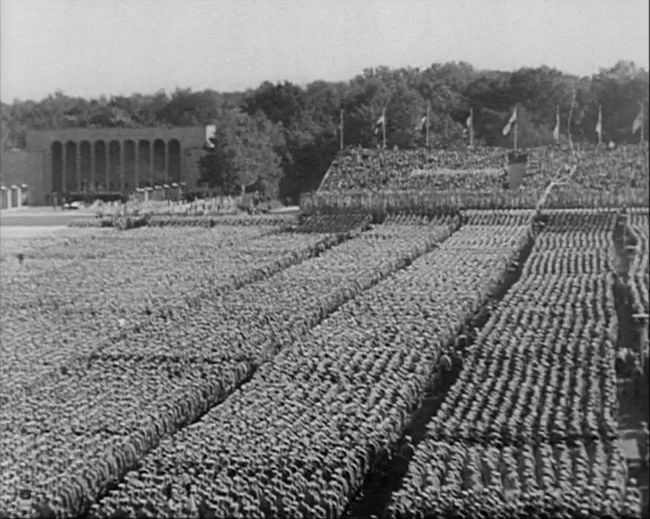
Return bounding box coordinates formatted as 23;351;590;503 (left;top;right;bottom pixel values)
0;126;210;205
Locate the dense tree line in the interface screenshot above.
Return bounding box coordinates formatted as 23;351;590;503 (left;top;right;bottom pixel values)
1;60;647;202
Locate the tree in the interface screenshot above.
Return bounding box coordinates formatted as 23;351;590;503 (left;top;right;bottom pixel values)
198;107;284;197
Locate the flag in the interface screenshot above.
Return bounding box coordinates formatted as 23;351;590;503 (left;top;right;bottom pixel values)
466;111;473;129
205;124;216;148
415;114;427;132
595;106;602;141
553;107;560;143
374;111;386;135
502;107;517;136
632;106;643;134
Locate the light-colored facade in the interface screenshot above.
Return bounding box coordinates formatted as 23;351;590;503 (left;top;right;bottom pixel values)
1;126;209;205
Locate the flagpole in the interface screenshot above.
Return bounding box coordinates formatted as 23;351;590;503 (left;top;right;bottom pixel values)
339;108;344;151
597;105;602;147
640;102;645;145
382;108;386;149
469;107;474;148
513;106;518;150
425;102;430;150
638;101;648;182
568;86;576;150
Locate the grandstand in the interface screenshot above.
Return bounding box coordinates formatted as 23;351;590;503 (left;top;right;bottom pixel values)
308;144;649;215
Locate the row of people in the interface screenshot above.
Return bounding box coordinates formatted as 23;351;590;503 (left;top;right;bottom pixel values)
90;223;531;518
0;217;458;517
304;187;648;215
388;439;638;519
1;227;338;398
388;212;640;518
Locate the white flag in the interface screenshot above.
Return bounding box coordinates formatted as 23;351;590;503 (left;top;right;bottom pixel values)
502;107;517;136
374;110;386;135
465;112;473;129
205;125;216;148
595;106;602;140
632;107;643;134
553;107;560;143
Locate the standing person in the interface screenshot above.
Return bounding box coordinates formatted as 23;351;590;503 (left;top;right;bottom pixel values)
439;350;453;387
639;422;649;468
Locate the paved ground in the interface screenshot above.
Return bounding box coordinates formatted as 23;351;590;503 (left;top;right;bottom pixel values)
0;205;301;226
0;207;95;227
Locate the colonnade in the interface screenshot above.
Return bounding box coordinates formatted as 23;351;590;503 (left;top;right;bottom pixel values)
51;138;182;193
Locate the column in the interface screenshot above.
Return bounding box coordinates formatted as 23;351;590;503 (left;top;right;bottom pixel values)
61;143;67;194
134;143;139;189
165;140;170;184
76;143;81;192
149;142;154;186
119;141;125;191
90;143;96;191
105;144;110;192
16;186;22;208
178;144;183;183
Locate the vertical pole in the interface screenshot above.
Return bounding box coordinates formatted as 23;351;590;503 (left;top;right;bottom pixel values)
425;102;431;150
339;109;344;151
382;108;386;149
640;102;645;145
598;105;602;146
514;113;518;150
640;102;648;180
568;87;576;150
469;107;474;148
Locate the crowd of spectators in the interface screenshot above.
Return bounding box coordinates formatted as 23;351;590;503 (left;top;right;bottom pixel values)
315;144;649;211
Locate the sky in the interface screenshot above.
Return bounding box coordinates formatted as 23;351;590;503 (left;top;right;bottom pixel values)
1;0;648;103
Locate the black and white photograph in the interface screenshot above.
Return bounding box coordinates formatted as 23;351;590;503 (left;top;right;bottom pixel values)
0;0;648;517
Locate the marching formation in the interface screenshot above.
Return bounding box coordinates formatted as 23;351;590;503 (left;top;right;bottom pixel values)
1;216;460;517
387;211;642;518
1;226;340;397
625;209;649;316
90;218;531;518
